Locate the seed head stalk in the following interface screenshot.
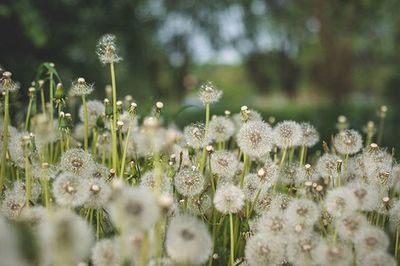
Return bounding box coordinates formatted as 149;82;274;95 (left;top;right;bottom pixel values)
110;62;119;173
200;103;210;173
82;95;89;151
229;213;235;266
120;123;132;176
24;142;32;207
0;89;10;192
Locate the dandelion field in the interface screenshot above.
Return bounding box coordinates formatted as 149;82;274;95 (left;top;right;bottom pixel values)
1;34;400;266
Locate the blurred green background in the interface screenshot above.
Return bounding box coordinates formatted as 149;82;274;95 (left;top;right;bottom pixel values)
1;0;400;152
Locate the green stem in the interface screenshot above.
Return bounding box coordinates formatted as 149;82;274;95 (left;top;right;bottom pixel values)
120;124;132;177
200;103;210;173
110;62;119;173
110;119;119;173
82;95;89;151
0;89;10;192
24;98;33;131
229;213;235;266
25;152;32;207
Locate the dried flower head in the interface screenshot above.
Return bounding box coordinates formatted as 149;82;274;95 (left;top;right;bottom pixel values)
60;148;95;175
237;121;273;158
210;150;238;179
208;116;235;142
84;178;111;209
71;77;94;96
300;122;319;147
333;129;363;155
166;214;212;265
245;233;285;266
316;153;342;177
0;71;20;92
96;34;122;64
273;120;302;148
198;81;222;105
52;172;90;207
174;167;205;196
325;187;357;218
213;184;245;214
183;123;210;149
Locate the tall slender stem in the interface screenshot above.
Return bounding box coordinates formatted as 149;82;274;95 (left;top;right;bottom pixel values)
82;95;89;151
200;103;210;173
25;98;33;131
110;62;119;173
120;124;132;176
0;89;10;192
229;213;235;266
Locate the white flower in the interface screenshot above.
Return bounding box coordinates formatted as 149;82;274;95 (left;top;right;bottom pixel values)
300;122;319;147
166;215;212;265
273;120;302;148
333;129;363;155
183;123;210;149
245;233;285;266
286;233;321;266
354;226;389;255
214;184;245;214
359;251;396;266
91;239;120;266
60;148;95;175
237;121;273;158
335;213;368;241
198;81;222;105
140;170;172;195
210;150;238;179
174;167;205;196
314;240;353;266
285;199;320;227
70;77;94;96
96;34;122;64
325;187;358;218
84;178;111;209
52;172;90;207
208;116;235;142
316;153;342;177
79;100;104;128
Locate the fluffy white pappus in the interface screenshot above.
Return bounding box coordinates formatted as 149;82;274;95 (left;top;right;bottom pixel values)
96;34;123;64
316;153;342;178
257;159;279;188
88;163;109;180
256;211;287;237
208;116;235;142
84;178;112;209
363;149;393;187
39;209;93;266
140;170;172;195
187;193;212;216
285;198;320;227
0;216;27;266
273;120;302;148
325;187;358;218
91;238;120;266
286;233;321;266
166;214;212;265
348;181;380;212
354;226;389;255
300;122;320;147
245;233;285;266
19;206;47;225
12;179;41;202
210;150;239;179
213;184;245;214
31;162;57;181
133;126;170;157
1;188;26;219
280;163;307;185
60;148;95;176
108;186;160;232
70;77;94;96
335;213;368;241
174;167;205;196
253;189;273;215
391;164;400;194
243;173;262;201
236;121;273;158
8;131;30;168
358;251;396;266
52;172;90;207
314;239;353;266
333;129;363;155
118;111;138;134
183;123;210;149
346;154;367;181
389;199;400;233
33;117;60;147
198;81;222;105
79;100;104;128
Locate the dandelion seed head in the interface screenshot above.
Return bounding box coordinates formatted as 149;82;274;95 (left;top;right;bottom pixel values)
210;150;238;179
187;193;212;216
273;120;302;148
256;159;279;188
325;187;358;218
389;200;400;232
1;189;25;219
256;212;287;237
96;34;122;64
0;71;20;92
335;213;368;241
213;184;244;214
300;122;319;147
39;209;93;265
333;129;363;155
60;148;95;175
166;214;212;265
52;172;90;207
314;240;353;266
71;77;94;96
198;81;222;105
91;239;120;266
208;116;234;142
286;234;321;266
183;123;210;149
108;187;160;232
245;233;285;266
84;178;111;209
237;121;273;158
349;181;380;211
354;226;389;255
285;199;320;227
316;153;342;177
243;173;262;201
359;251;396;266
174;167;205;196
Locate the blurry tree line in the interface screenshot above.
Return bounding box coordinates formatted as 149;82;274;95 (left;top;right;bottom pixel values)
1;0;400;103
